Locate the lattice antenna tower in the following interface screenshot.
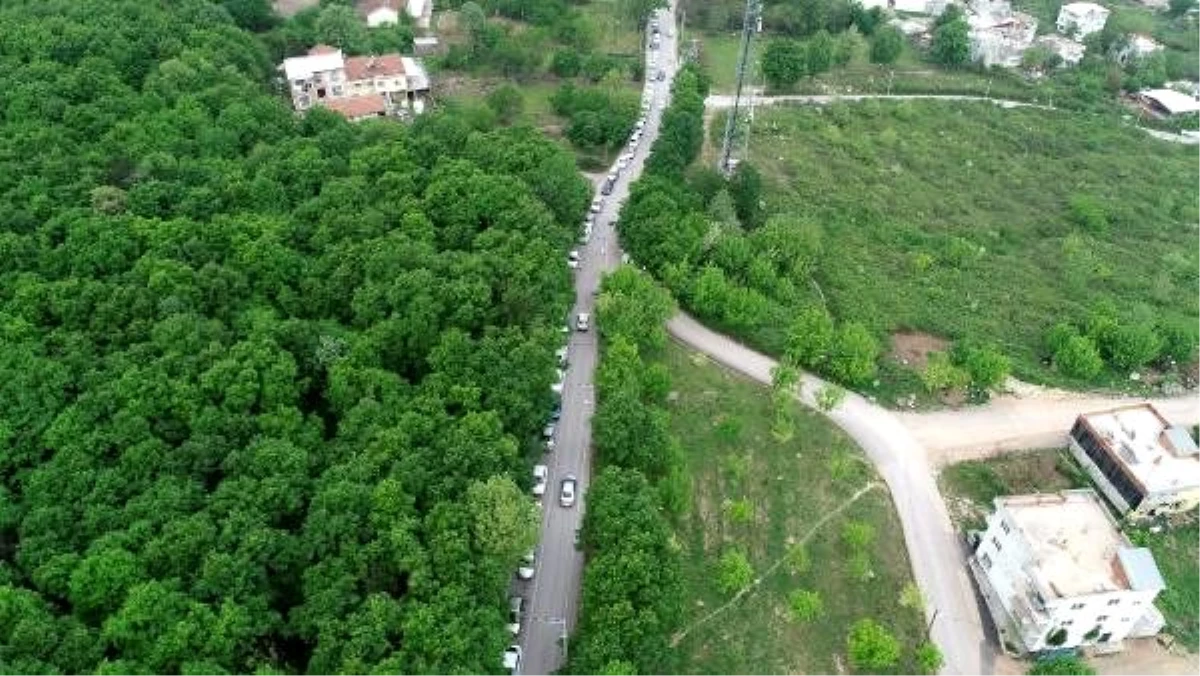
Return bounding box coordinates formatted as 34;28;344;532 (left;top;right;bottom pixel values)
719;0;761;174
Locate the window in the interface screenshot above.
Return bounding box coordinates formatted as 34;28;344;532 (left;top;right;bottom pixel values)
1070;602;1086;610
980;554;992;570
1107;598;1120;606
1001;520;1010;534
1062;619;1074;626
991;537;1002;552
1097;615;1109;622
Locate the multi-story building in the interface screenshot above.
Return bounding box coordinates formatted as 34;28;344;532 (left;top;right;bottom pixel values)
280;46;431;120
970;490;1166;656
1068;403;1200;520
1056;2;1110;39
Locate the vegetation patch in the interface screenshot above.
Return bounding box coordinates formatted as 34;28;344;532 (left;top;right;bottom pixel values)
663;343;931;673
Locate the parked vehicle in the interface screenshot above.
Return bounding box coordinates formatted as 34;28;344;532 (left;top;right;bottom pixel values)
503;645;522;675
555;346;568;367
567;249;580;269
559;474;577;508
507;596;524;635
576;313;590;331
532;465;548;496
517;550;535;579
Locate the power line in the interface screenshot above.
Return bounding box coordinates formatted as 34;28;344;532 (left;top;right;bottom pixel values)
719;0;761;174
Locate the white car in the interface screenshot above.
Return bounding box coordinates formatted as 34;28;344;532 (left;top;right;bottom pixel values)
551;368;565;395
560;474;577;508
543;422;556;439
555;346;568;367
617;156;629;171
568;249;580;269
576;313;590;332
507;596;524;635
503;645;522;675
532;464;548;496
589;197;602;214
517;550;535;579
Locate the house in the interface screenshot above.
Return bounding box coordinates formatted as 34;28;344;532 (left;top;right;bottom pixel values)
413;36;440;56
279;45;431;121
1068;404;1200;518
970;490;1167;656
1117;34;1163;64
360;0;400;27
1056;2;1110;39
858;0;948;15
1035;34;1086;66
969;11;1038;67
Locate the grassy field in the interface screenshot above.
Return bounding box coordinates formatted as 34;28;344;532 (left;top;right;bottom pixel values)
743;101;1198;393
578;0;643;55
939;450;1200;652
661;343;928;673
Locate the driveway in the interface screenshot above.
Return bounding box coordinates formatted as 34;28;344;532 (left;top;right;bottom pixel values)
517;8;680;674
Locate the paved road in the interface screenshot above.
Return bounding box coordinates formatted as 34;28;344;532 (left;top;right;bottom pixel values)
518;8;679;675
667;313;993;676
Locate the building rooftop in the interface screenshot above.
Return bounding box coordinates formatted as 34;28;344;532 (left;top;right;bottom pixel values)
1079;403;1200;493
320;94;387;119
998;490;1130;598
344;54;406;81
1060;1;1110;14
282;46;345;80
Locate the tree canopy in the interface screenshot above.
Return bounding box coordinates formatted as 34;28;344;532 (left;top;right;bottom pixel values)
0;0;590;672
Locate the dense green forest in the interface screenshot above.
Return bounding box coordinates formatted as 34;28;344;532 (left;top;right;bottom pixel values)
0;0;590;672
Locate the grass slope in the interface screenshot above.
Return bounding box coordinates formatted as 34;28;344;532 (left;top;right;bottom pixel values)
662;344;926;673
750;101;1198;389
939;450;1200;652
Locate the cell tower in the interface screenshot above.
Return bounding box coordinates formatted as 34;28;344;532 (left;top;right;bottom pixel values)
718;0;761;175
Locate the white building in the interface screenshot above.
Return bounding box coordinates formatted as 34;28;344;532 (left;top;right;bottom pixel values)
969;11;1038;67
1069;404;1200;518
1035;34;1086;66
280;46;431;120
858;0;948;15
1117;33;1164;64
970;490;1166;656
1057;2;1111;39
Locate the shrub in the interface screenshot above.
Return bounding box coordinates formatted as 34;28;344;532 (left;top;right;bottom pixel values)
1106;323;1163;371
870;25;904;64
1028;655;1096;675
921;351;971;393
842;520;876;551
717;549;754;595
915;642;944;675
788;589;825;622
1068;194;1108;233
828;322;880;386
1054;335;1104;379
847;618;901;671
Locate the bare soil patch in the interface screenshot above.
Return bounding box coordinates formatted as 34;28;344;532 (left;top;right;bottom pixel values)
272;0;319;18
888;330;950;370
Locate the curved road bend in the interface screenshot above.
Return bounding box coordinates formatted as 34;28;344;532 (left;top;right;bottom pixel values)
518;7;680;675
667;313;992;676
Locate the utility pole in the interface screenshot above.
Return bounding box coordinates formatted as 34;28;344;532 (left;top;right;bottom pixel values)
719;0;761;174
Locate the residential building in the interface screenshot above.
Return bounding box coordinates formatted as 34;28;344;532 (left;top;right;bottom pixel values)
1068;404;1200;519
970;490;1166;656
279;46;431;120
859;0;948;15
359;0;400;27
969;11;1038;67
1117;33;1164;64
1035;34;1086;66
1056;2;1110;39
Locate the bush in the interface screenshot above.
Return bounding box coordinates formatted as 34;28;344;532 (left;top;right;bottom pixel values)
1028;655;1096;675
1054;335;1104;379
828;322;880;386
717;548;754;595
1068;194;1108;233
870;25;904;64
921;351;971;393
847;618;901;671
788;589;825;622
485;84;524;124
952;342;1011;391
1106;323;1163;371
915;642;944;674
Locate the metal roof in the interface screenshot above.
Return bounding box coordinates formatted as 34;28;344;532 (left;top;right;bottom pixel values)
1118;547;1166;593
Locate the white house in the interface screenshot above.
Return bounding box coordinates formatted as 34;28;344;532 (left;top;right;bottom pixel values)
1035;34;1086;66
969;11;1038;67
1056;2;1110;39
970;490;1166;656
279;46;431;121
1117;33;1164;64
1138;89;1200;117
858;0;948;15
1069;404;1200;518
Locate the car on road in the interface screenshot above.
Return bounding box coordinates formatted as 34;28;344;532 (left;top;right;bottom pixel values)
560;474;577;508
567;249;580;269
517;550;535;579
655;69;665;81
549;403;562;421
543;422;555;440
532;464;548;496
503;645;522;675
551;368;565;395
555;346;568;367
589;197;602;213
600;177;614;195
576;312;590;331
507;596;524;635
